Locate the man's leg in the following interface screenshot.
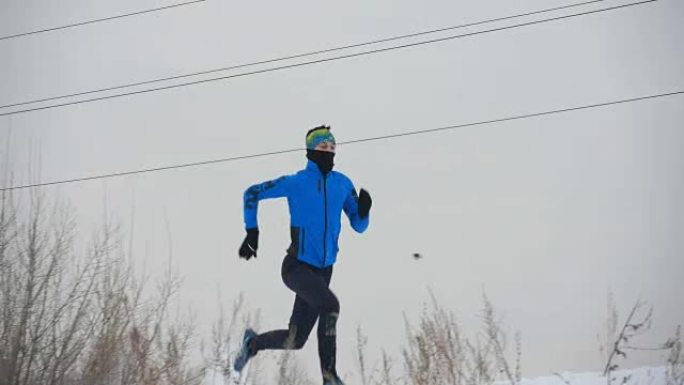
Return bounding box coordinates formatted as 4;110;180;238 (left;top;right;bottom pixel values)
251;294;318;351
279;259;341;378
313;267;341;379
250;256;330;352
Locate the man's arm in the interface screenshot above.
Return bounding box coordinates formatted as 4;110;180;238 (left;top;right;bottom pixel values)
243;175;293;229
239;175;293;260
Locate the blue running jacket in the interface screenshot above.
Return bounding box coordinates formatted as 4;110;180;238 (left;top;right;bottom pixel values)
243;160;369;268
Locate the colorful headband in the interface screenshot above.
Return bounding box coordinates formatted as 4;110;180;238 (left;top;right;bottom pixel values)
306;127;336;150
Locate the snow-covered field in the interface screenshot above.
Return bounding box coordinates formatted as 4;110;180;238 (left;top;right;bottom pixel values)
204;366;669;385
511;367;666;385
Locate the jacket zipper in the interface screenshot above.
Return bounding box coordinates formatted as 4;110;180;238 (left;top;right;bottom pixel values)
322;175;328;267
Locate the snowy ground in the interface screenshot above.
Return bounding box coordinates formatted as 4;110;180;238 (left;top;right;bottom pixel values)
204;366;668;385
502;367;667;385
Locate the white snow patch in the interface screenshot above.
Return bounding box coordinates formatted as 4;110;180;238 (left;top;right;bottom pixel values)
203;365;668;385
504;367;667;385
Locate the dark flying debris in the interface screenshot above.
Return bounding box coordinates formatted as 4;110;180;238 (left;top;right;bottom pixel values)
412;253;422;260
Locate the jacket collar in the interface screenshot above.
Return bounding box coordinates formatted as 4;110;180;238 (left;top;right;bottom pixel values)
305;159;327;177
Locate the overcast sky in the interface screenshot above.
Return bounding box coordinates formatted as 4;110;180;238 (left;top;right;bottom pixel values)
1;0;683;378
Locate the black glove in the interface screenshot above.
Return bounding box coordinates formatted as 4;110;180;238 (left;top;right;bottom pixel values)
238;228;259;260
358;188;372;219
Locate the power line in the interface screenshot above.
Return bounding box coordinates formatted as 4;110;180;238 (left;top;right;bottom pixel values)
0;0;206;41
0;0;656;118
2;89;681;192
1;0;614;110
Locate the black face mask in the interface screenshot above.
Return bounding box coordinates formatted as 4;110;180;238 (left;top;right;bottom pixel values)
307;149;335;175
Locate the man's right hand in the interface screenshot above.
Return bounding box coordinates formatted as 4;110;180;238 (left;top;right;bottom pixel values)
239;228;259;260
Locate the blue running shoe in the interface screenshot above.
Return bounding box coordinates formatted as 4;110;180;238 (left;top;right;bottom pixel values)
233;328;257;373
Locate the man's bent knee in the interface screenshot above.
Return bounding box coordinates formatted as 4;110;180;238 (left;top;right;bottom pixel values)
322;294;340;314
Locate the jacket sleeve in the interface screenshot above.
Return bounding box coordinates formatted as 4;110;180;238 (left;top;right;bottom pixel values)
343;184;369;233
243;175;293;229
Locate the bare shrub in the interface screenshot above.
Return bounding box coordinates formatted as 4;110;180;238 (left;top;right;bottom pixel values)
203;295;274;385
274;349;313;385
481;294;521;385
599;295;652;385
355;325;373;385
204;294;244;380
0;186;200;385
666;325;683;385
202;296;315;385
377;350;396;385
401;291;519;385
0;187;104;385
